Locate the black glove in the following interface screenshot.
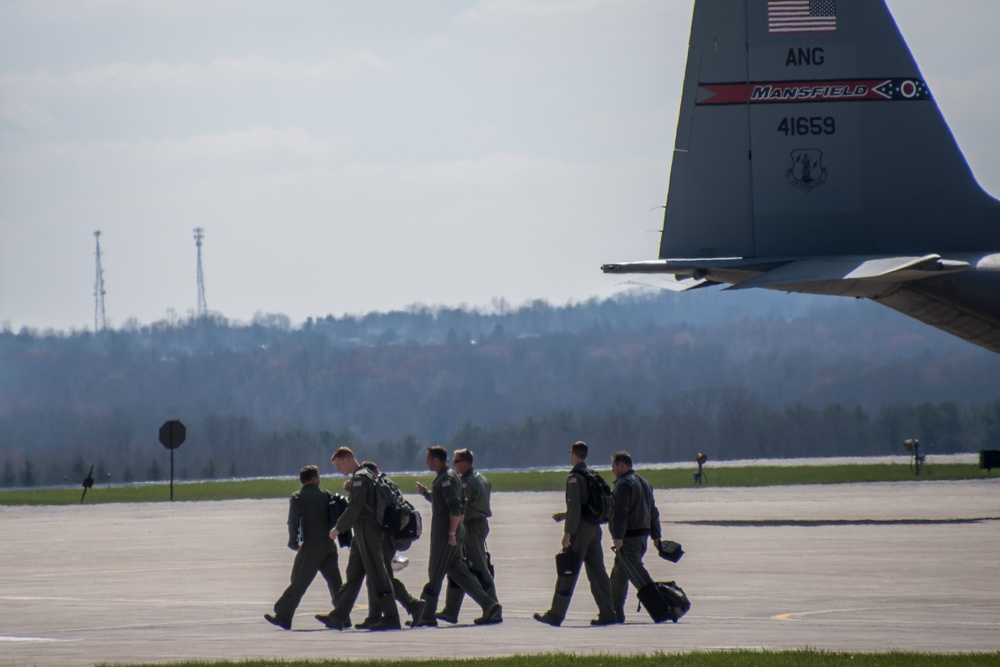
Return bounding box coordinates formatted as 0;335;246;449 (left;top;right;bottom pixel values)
287;541;299;551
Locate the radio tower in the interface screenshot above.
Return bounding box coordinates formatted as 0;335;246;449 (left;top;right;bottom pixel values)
93;231;107;331
193;227;208;317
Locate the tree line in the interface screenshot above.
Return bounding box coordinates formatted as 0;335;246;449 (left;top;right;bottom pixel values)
2;395;997;488
2;290;998;487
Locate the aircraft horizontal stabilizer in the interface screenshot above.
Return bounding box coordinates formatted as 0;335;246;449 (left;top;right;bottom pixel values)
877;283;1000;354
603;260;675;275
651;275;715;292
605;264;716;292
726;255;969;291
602;258;757;277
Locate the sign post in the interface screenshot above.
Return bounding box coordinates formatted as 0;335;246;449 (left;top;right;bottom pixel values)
158;420;186;501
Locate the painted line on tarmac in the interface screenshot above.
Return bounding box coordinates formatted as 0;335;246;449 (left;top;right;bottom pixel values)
772;603;961;621
0;636;79;643
0;595;85;602
680;518;1000;527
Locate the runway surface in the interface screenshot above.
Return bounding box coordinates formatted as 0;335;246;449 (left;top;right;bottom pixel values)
1;479;998;666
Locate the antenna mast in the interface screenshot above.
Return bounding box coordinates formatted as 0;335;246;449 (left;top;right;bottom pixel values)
194;227;207;317
93;231;107;331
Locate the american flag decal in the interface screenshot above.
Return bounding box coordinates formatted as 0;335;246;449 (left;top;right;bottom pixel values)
768;0;837;34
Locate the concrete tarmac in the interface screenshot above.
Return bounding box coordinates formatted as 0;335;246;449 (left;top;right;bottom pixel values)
1;479;999;666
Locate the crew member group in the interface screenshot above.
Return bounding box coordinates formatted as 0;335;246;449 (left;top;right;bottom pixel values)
265;441;664;631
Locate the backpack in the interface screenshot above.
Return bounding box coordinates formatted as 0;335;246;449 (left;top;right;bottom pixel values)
327;492;353;548
327;492;348;529
294;490;350;546
578;468;614;524
393;511;422;552
372;473;422;543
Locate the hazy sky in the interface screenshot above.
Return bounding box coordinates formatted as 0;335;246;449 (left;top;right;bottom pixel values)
2;1;999;332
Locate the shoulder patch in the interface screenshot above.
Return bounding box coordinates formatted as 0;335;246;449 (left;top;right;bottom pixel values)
442;480;451;487
352;479;363;487
567;476;578;484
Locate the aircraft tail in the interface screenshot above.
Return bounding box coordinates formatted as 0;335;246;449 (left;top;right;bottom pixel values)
602;0;1000;354
660;0;1000;260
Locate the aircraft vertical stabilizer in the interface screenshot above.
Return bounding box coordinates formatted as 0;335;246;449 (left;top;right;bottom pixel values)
603;0;1000;354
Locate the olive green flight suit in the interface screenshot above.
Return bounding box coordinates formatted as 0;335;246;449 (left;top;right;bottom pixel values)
609;469;661;622
441;467;497;619
324;467;399;624
414;464;501;624
271;483;342;625
362;475;420;623
541;462;615;623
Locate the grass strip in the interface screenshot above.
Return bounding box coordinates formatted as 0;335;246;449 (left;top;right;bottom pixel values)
1;463;993;506
95;650;1000;667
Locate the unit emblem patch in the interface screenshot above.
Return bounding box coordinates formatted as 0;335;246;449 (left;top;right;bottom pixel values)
787;149;828;192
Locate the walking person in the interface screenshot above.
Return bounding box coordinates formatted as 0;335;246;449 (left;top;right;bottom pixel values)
608;450;661;623
265;465;342;630
316;447;401;631
356;461;421;628
434;448;496;623
410;446;502;627
534;441;617;627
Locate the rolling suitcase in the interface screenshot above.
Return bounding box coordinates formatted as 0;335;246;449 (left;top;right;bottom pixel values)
615;546;690;623
636;580;690;623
